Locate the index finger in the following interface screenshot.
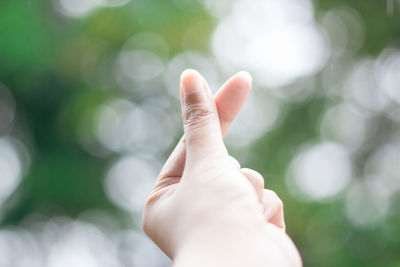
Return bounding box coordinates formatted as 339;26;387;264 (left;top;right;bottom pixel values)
158;71;252;179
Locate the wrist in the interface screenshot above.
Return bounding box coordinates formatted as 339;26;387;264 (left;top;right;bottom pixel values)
173;223;301;267
174;224;262;267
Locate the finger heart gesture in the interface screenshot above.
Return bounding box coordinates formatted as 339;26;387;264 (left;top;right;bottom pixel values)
142;70;301;267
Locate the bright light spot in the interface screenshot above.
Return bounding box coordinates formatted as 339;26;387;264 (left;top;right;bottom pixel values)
122;32;169;59
116;32;168;87
202;0;233;18
46;221;120;267
225;92;280;147
321;7;365;55
321;11;349;56
0;230;42;267
55;0;103;17
211;0;329;88
345;180;389;228
0;214;170;266
287;142;352;201
55;0;130;18
0;137;27;206
321;102;369;150
386;104;400;123
365;142;400;195
269;77;316;102
0;218;171;267
116;230;171;267
377;49;400;105
344;60;390;114
105;156;156;213
95;99;140;152
95;99;177;153
117;50;164;82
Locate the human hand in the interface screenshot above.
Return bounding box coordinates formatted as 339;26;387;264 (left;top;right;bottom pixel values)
142;70;302;266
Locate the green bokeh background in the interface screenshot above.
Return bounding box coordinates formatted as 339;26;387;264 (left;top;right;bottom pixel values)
0;0;399;266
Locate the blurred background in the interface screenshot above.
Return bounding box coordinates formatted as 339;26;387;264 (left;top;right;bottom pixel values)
0;0;399;266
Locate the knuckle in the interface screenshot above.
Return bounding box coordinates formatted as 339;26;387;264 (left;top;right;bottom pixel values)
264;189;283;207
254;172;264;186
242;168;264;186
273;195;284;209
277;198;284;209
182;103;214;127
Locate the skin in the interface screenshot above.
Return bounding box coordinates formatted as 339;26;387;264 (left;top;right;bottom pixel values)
142;69;302;267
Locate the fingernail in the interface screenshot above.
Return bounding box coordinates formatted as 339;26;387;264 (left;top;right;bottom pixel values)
180;69;205;96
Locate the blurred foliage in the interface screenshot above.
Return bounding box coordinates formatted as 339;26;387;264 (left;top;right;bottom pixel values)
0;0;399;266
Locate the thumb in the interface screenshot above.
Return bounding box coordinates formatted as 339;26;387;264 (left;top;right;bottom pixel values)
180;69;227;164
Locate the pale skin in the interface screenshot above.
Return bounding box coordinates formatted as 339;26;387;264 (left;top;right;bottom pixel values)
142;69;302;267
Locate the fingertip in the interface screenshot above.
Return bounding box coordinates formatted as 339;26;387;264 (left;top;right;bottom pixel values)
180;68;199;80
241;168;265;199
236;70;252;89
180;69;204;96
214;71;252;102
